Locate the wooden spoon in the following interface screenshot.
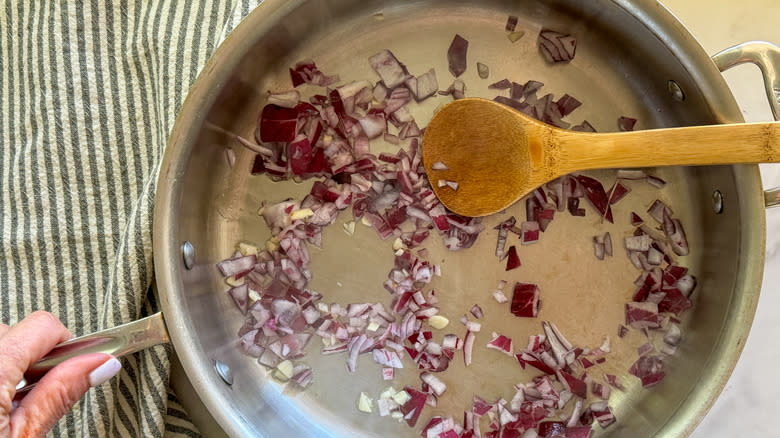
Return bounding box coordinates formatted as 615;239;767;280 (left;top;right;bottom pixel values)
422;97;780;217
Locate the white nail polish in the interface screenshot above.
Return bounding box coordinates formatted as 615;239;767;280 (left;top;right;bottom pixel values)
88;358;122;387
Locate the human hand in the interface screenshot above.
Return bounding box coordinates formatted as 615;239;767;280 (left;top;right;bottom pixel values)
0;311;121;438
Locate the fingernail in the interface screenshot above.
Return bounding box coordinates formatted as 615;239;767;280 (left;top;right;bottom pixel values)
88;357;122;387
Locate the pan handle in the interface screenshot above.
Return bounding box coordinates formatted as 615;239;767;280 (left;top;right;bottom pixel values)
712;41;780;120
15;312;169;394
712;41;780;208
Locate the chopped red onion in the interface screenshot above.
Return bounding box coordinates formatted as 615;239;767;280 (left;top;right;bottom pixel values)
591;382;611;401
604;374;624;390
625;235;651;252
486;333;514;356
259;104;299;142
488;79;512;89
625;302;660;330
571;120;596;132
593;239;605;260
521;221;540;244
647;199;672;223
555;94;582;117
647;175;667;188
267;90;301;108
663;210;690;256
675;274;697;297
629;355;665;388
373;348;404;368
217;254;257;277
477;62;489;79
607;182;630;205
224;148;236;168
446;79;466;100
591;402;616;428
575;175;613;223
538;29;576;63
492;289;509;303
400;387;428;427
420;372;447;396
470;304;484;319
411;68;439;101
369;49;409;89
616;169;646;180
463;331;476;366
505;15;518;32
505;245;521;271
510;283;540;318
661;325;682;350
618;116;637;132
447;34;469;77
637;342;654;357
289;60;338;87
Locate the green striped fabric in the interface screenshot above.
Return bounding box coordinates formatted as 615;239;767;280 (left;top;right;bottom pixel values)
0;0;261;436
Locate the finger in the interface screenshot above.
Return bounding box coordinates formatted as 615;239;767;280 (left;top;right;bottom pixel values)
8;354;120;438
0;324;9;339
0;312;71;397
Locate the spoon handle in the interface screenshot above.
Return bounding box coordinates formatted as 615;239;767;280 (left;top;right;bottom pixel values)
556;122;780;172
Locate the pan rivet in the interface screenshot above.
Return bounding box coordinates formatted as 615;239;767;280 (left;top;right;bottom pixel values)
214;360;233;386
668;80;685;102
181;241;195;270
712;190;724;214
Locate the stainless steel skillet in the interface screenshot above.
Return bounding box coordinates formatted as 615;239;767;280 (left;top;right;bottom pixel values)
25;1;780;437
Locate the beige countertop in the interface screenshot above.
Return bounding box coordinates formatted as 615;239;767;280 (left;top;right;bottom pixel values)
173;1;780;436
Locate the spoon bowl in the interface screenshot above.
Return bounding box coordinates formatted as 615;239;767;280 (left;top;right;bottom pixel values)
422;98;780;217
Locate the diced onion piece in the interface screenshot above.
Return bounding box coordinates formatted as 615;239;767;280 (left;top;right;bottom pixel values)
493;289;509;303
420;372;447;396
369;50;408;89
477;62;489;79
428;315;450;329
507;31;525;43
274;360;294;381
538;29;576;63
647;175;667;188
267;90;300;109
224;148;236;168
358;392;374;413
510;283;540;318
505;246;521;271
392;390;411;405
448;34;469;77
616;169;646;180
618;116;637;132
464;331;476;366
290;208;314;220
432;161;449;170
486;332;514;356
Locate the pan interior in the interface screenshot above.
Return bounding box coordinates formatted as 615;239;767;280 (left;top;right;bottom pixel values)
166;0;753;436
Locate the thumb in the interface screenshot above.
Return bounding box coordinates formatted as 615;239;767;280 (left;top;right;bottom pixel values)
10;354;121;437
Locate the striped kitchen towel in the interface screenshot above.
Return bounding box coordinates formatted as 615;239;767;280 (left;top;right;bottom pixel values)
0;0;261;436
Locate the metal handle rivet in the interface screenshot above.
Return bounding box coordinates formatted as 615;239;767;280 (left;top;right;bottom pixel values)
214;360;234;386
668;80;685;102
181;241;195;270
712;190;724;214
